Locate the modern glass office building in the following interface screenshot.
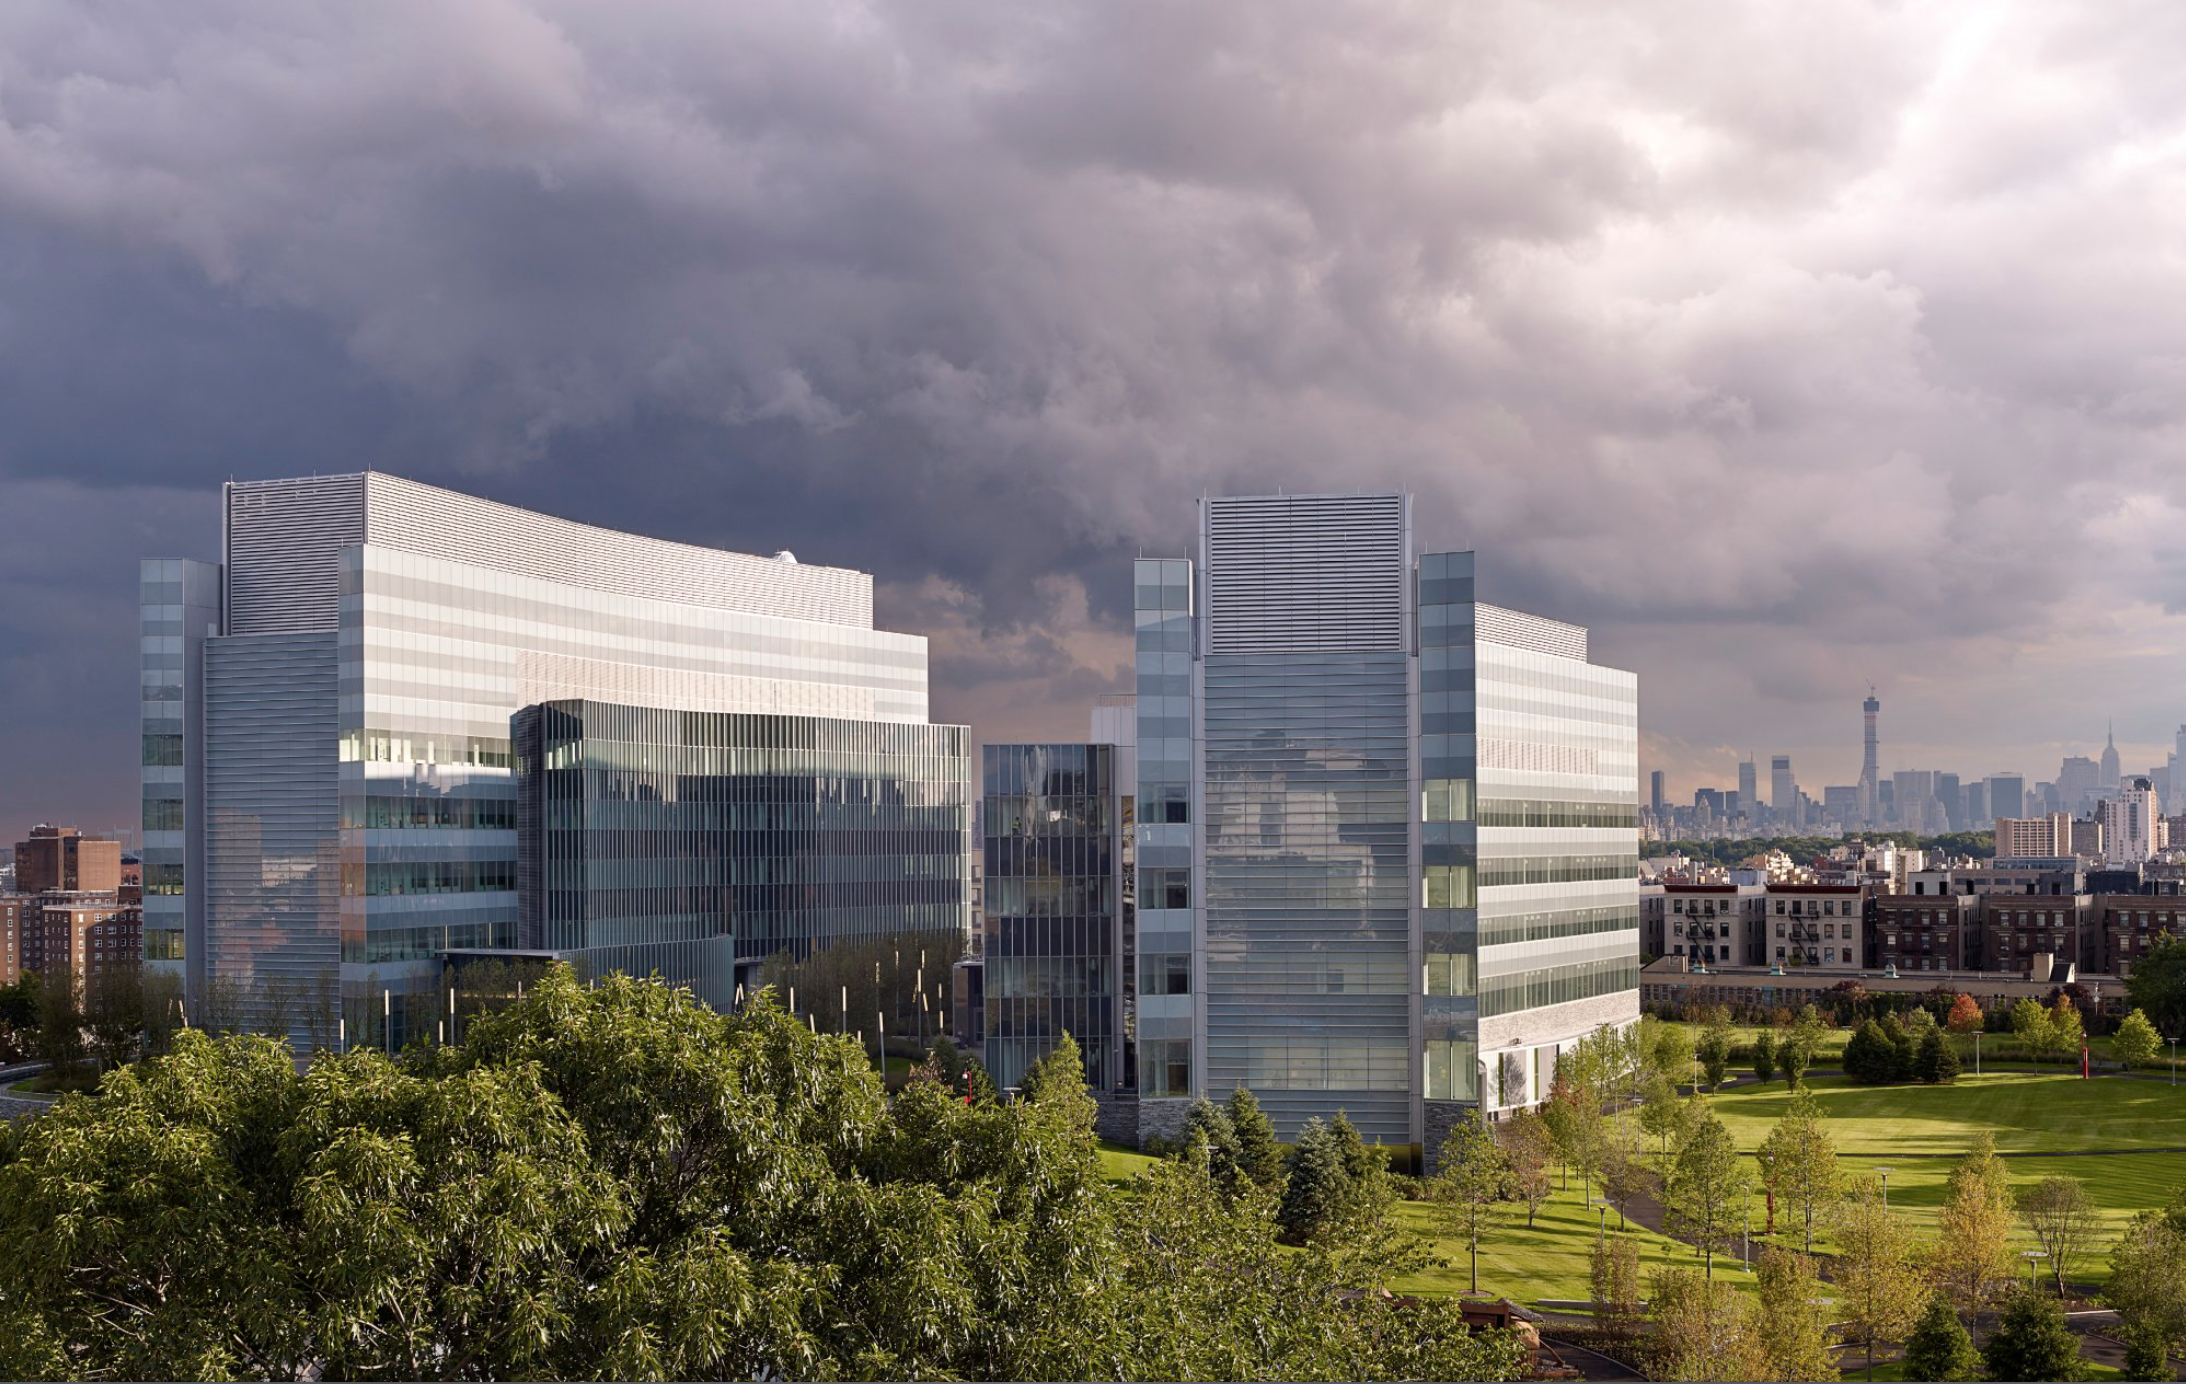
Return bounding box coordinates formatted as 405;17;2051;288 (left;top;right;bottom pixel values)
1134;493;1639;1153
144;472;964;1044
517;700;971;1009
980;740;1131;1092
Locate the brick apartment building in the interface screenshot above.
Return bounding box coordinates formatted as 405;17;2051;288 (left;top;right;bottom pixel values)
14;825;121;895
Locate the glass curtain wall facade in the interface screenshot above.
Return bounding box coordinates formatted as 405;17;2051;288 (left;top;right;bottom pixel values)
517;701;969;1011
1135;493;1639;1153
147;472;945;1047
982;743;1125;1093
141;558;220;993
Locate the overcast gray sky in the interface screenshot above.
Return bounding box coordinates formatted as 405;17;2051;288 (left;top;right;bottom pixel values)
5;0;2186;837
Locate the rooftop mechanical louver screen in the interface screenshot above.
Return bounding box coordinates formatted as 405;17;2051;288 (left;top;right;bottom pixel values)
1203;493;1408;653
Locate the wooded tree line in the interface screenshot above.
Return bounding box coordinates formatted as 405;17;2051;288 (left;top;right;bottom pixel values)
0;969;1529;1382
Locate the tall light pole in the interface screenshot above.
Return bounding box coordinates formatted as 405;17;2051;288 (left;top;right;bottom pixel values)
2023;1249;2049;1292
1877;1167;1893;1211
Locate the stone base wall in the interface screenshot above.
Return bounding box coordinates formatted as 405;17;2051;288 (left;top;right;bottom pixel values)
1423;1100;1473;1177
1093;1092;1138;1146
1478;988;1641;1052
1136;1096;1193;1149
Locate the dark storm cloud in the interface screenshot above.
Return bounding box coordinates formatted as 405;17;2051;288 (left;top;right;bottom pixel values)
5;0;2186;831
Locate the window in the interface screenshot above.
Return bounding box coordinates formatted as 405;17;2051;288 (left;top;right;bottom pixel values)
1141;1039;1191;1097
1424;864;1476;910
1423;778;1474;823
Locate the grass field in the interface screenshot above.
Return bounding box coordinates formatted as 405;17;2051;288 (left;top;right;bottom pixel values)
1098;1140;1161;1183
1394;1178;1757;1307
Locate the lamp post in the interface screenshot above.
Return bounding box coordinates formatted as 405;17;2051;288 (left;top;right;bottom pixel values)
1975;1030;1981;1077
2023;1249;2049;1292
1595;1200;1609;1253
1876;1167;1893;1211
1742;1181;1752;1271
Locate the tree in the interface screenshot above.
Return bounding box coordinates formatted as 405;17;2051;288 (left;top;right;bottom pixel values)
1884;1014;1919;1082
1843;1019;1894;1084
1591;1234;1642;1340
1599;1112;1657;1232
1759;1087;1841;1254
1649;1266;1766;1381
2125;934;2186;1051
2019;1176;2101;1297
1902;1294;1983;1383
1665;1103;1748;1277
2049;994;2086;1066
1786;1004;1826;1085
1751;1030;1778;1084
0;970;1537;1383
1833;1178;1926;1381
1650;1019;1697;1089
1753;1247;1838;1382
1495;1108;1556;1228
1915;1025;1960;1084
1934;1133;2017;1321
1696;1010;1734;1091
1432;1109;1514;1293
2114;1008;2162;1071
2105;1212;2186;1381
1180;1097;1247;1193
2012;996;2055;1061
33;962;85;1081
1946;993;1985;1040
1983;1285;2085;1382
1223;1087;1284;1190
1277;1119;1353;1245
1637;1072;1690;1155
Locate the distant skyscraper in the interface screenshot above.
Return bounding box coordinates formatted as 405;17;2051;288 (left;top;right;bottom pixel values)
2100;724;2123;794
1935;773;1963;833
1739;759;1759;818
2099;777;2161;865
2173;726;2186;814
2057;756;2100;814
1987;774;2027;821
1650;770;1666;815
1770;755;1797;824
1964;781;1988;828
1858;692;1881;824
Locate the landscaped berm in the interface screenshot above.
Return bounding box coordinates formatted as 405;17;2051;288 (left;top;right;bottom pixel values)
1386;1010;2186;1382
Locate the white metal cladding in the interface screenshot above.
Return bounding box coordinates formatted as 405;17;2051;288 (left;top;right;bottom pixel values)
1474;603;1588;660
1203;494;1408;653
226;476;368;635
516;651;880;721
224;472;874;635
363;474;871;626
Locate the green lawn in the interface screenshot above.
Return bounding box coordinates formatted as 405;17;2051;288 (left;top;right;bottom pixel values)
1098;1140;1161;1183
1394;1179;1757;1309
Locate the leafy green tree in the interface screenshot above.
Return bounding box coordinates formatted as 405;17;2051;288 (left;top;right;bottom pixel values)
1751;1030;1778;1084
0;970;1536;1383
1983;1285;2085;1382
1327;1109;1388;1210
1649;1018;1697;1088
2113;1009;2162;1071
1759;1088;1840;1254
1884;1014;1919;1082
1180;1097;1248;1193
1782;1005;1824;1087
2013;996;2055;1060
1753;1247;1838;1382
1638;1073;1692;1161
1833;1178;1926;1381
1432;1109;1513;1293
1934;1133;2016;1321
33;963;85;1081
1665;1103;1748;1277
2105;1211;2186;1381
1696;1010;1734;1091
2125;935;2186;1049
2050;994;2086;1064
1224;1087;1285;1190
1901;1294;1982;1383
1276;1119;1353;1245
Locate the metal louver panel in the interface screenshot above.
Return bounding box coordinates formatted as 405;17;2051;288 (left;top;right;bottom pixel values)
1203;493;1407;653
1475;603;1588;660
225;476;367;634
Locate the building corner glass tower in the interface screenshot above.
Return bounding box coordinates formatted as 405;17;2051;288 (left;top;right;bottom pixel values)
1134;493;1639;1156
